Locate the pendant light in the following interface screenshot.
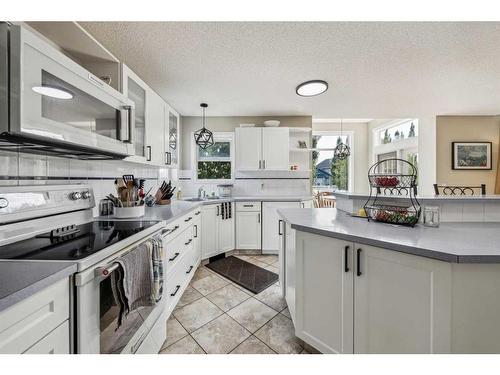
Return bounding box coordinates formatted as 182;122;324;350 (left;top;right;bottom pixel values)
194;103;214;150
334;119;351;160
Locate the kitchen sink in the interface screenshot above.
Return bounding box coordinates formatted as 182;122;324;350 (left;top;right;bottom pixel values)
184;197;206;202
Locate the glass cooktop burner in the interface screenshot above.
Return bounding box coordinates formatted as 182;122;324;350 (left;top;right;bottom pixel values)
0;220;159;261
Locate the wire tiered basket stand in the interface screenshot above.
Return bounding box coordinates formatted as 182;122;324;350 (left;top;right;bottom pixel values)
364;158;421;227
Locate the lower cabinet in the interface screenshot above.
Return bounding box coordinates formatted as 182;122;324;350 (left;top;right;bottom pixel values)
294;230;452;354
201;203;235;259
235;203;261;250
262;201;301;254
24;321;70;354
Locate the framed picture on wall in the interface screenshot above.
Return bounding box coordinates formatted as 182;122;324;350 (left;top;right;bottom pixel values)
452;142;492;170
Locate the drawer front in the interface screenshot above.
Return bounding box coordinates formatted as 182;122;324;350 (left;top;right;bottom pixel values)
24;321;70;354
0;278;70;354
165;226;194;276
236;201;261;212
166;264;185;312
162;209;198;243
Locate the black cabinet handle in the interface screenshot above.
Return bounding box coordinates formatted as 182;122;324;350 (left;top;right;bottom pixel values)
163;225;180;235
186;265;194;274
344;246;350;273
195;211;201;215
185;239;192;245
165;152;172;165
184;217;192;222
169;252;180;262
146;146;152;161
194;224;198;238
216;206;219;216
278;219;283;236
357;248;362;276
170;285;181;296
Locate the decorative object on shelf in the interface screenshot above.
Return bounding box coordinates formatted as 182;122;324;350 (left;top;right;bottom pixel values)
334;119;351;160
364;158;421;227
290;165;299;170
452;142;492;170
297;140;307;149
194;103;214;150
169;131;177;150
263;120;280;127
423;206;440;227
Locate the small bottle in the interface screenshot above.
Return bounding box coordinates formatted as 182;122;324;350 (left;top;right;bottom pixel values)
176;189;182;200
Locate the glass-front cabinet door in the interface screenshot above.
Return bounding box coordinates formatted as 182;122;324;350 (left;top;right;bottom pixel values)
122;65;147;159
165;106;179;166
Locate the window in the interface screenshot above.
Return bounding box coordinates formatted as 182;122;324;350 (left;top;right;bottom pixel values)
193;133;234;181
312;132;352;191
372;119;418;182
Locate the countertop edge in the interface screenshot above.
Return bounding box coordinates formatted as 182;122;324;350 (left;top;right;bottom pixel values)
0;263;77;313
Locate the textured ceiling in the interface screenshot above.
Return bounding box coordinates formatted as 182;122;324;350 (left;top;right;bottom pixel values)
80;22;500;117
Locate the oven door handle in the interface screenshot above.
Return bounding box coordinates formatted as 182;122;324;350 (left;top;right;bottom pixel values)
95;263;120;281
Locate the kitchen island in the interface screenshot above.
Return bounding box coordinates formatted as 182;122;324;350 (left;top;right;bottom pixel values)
277;208;500;354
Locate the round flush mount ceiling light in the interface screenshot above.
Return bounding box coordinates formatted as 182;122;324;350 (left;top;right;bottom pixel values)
32;86;73;100
296;80;328;97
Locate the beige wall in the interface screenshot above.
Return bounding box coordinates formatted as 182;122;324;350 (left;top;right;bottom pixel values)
436;116;500;194
312;121;369;194
180;115;312;169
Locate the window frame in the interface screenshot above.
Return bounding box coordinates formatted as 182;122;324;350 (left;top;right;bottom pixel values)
191;131;235;183
311;130;354;192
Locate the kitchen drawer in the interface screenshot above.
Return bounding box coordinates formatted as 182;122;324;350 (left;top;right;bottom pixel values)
236;201;261;212
162;209;197;243
166;263;185;312
24;321;70;354
0;278;70;354
165;227;194;276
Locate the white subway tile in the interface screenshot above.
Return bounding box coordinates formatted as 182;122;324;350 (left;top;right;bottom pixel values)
462;202;485;222
484;202;500;222
440;202;463;222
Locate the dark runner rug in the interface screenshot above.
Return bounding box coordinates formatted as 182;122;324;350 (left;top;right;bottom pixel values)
206;255;278;294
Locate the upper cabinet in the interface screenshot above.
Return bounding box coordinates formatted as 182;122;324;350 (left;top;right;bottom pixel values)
122;64;179;167
166;106;180;167
235;127;289;171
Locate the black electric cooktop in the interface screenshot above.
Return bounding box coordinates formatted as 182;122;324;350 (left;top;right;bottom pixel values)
0;220;159;261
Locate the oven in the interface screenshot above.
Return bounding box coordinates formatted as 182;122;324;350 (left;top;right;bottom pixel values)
0;23;135;159
74;228;165;354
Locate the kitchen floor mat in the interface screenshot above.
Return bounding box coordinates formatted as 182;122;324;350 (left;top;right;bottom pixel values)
206;255;278;294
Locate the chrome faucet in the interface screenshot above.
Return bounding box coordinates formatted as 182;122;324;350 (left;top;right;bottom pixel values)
198;186;204;198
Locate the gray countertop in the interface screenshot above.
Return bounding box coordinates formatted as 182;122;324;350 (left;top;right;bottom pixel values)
0;261;77;312
277;208;500;263
333;190;500;202
182;195;313;204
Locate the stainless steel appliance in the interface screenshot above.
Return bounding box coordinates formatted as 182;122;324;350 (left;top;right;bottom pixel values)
0;185;166;353
0;23;135;159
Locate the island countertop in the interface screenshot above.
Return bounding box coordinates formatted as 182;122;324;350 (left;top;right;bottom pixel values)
277;208;500;263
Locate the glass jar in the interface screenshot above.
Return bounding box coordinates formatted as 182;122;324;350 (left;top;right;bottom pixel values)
423;206;440;227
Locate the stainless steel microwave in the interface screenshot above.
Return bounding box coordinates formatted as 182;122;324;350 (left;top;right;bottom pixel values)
0;23;135;159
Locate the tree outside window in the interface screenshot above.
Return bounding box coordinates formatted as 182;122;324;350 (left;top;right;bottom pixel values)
197;140;232;180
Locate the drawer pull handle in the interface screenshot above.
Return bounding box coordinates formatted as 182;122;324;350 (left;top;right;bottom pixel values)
195;211;201;215
184;217;192;222
169;252;180;261
243;204;254;207
170;285;181;296
185;239;192;245
186;266;194;274
194;224;198;238
162;225;179;235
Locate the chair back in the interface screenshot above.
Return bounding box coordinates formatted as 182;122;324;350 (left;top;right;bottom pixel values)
314;192;336;208
433;183;486;196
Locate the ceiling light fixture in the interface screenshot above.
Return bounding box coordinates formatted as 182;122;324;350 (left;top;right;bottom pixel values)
32;86;73;100
194;103;214;150
296;80;328;97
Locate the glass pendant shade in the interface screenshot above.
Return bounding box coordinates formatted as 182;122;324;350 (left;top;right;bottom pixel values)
194;103;214;150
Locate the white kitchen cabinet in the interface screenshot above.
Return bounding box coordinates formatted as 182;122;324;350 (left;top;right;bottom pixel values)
261;127;289;170
24;321;70;354
165;105;180;167
295;231;353;354
262;201;301;254
235;128;262;170
354;244;451;354
236;211;261;249
145;89;167;165
235;128;289;171
293;230;452;354
201;203;235;259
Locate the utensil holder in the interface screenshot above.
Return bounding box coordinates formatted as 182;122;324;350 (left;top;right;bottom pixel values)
114;205;145;218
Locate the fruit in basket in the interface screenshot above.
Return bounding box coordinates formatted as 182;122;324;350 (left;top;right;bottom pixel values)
374;176;400;187
357;208;367;217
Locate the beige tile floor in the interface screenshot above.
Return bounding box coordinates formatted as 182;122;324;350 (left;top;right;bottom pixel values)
159;254;312;354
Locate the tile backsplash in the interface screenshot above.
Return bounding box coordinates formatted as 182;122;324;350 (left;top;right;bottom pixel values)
0;150;172;216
